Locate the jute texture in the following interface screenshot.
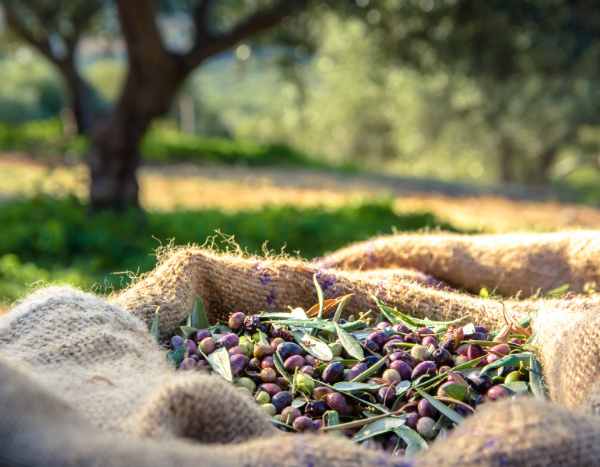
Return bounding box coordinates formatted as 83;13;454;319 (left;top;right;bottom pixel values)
2;233;600;466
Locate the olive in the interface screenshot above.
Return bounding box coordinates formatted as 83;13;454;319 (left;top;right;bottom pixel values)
382;369;401;384
305;400;328;417
421;336;438;347
410;345;432;362
467;344;485;360
363;355;380;367
432;348;453;366
392;324;411;334
322;362;345;384
312;419;323;430
405;412;419;429
345;362;368;380
313;386;334;400
489;343;510;357
364;339;380;353
403;333;419;344
377;386;395;407
417;327;433;337
300;365;315;376
294;373;315;395
228;311;246;330
271;391;293;412
466;372;492;392
277;342;303;360
367;331;388;346
199;337;216;354
248;357;261;370
230;354;248;376
260;367;278;383
305;355;318;366
270;337;285;351
195;330;211;342
261;356;275;369
219;333;239;349
228;346;245;356
389;350;415;366
170;335;184;349
284;355;305;371
235;377;256;393
238;340;254;357
417;399;438;418
376;321;391;330
179;357;197;370
456;344;469;356
383;339;404;354
416;416;438;439
389;360;412;380
487;384;511;401
326;392;351;414
254;343;274;359
293;416;316;432
281;406;301;425
255;390;270;404
261;403;277;416
260;383;282;397
184;339;197;354
504;370;521;384
411;361;437;379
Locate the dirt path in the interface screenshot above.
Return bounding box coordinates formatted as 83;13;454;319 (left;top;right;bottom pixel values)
1;156;600;232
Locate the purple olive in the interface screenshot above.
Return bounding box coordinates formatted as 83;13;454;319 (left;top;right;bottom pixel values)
489;343;510;357
487;385;511;401
300;365;315;376
276;377;289;389
179;357;197;370
405;412;419;429
195;329;211;342
422;336;438;347
456;344;469;356
326;392;351;414
467;373;493;392
199;337;216;354
417;327;433;336
219;333;239;349
305;355;318;366
170;335;184;349
184;339;197;354
404;333;419;344
322;362;345;384
260;383;282;397
271;391;293;412
383;339;404;354
364;339;380;353
253;343;274;359
230;354;248;376
392;324;411;334
389;350;414;366
313;386;333;400
284;355;305;371
368;331;388;346
261;356;275;369
389;360;412;380
417;399;438;418
293;416;316;432
467;344;485;360
305;400;328;417
260;367;277;383
377;386;395;407
277;342;303;360
363;355;380;367
281;406;301;425
228;346;245;356
248;357;261;370
432;348;453;366
313;419;323;430
411;361;437;379
416;416;437;439
228;311;246;330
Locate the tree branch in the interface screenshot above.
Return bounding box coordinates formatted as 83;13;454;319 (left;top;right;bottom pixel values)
3;3;56;62
184;0;310;69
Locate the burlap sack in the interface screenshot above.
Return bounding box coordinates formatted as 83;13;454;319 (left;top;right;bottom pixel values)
2;243;600;466
316;231;600;297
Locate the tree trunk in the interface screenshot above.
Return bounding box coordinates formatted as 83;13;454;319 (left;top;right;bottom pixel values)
88;68;185;210
58;58;98;135
498;137;516;183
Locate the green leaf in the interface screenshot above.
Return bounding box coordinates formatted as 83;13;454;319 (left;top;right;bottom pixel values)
332;294;353;323
353;416;406;443
206;347;233;382
293;331;333;361
180;325;197;338
333;381;382;392
150;309;160;342
416;389;465;425
166;347;185;366
439;382;469;401
394;425;429;457
546;283;570;298
313;273;325;319
273;351;291;383
395;380;411;396
351;355;387;382
529;354;546;400
323;410;341;427
259;312;294;320
292;398;307;408
257;329;270;346
335;322;364;360
479;352;533;375
190;298;210;329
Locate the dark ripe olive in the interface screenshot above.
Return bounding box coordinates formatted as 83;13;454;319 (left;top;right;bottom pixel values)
322;362;345;384
219;333;239;349
284;355;305;371
276;377;289;389
432;348;452;366
417;327;433;336
456;344;469;356
421;336;438;347
326;392;351;414
184;339;197;354
392;324;412;334
261;356;275;369
389;360;412;380
466;373;493;392
411;361;437;379
417;399;438;418
489;343;510;357
170;335;184;349
260;367;277;383
404;333;419;344
467;344;485;360
345;367;364;381
277;342;304;360
271;391;293;412
363;355;380;367
228;311;246;330
248;357;261;370
293;416;316;432
260;383;282;397
305;355;318;366
281;406;301;425
364;339;380;353
367;331;388;346
383;339;405;354
475;325;488;335
305;400;328;417
300;365;315;376
487;384;511;401
377;386;396;407
389;350;415;366
254;343;274;359
312;419;323;430
313;386;334;400
195;329;211;342
405;412;419;429
230;354;249;376
472;332;488;341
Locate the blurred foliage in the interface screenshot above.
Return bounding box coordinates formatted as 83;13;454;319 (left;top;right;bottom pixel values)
0;195;460;303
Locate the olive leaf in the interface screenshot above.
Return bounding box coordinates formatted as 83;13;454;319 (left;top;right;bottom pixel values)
206;347;233;382
257;329;270;346
313;273;325;319
416;389;465;425
394;425;429;457
166;347;185;367
190;298;209;329
479;352;533;375
332;294;353;323
333;381;382;392
353;416;406;443
323;410;341;427
395;380;411;396
335;322;364;360
350;355;387;383
546;283;570;298
292;398;307;408
528;354;547;399
179;325;197;338
293;331;333;361
273;351;291;383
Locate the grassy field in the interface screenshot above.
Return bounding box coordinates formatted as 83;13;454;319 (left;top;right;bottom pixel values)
2;157;600;232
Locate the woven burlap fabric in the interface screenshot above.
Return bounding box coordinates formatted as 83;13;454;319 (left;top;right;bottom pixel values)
3;241;600;466
316;231;600;297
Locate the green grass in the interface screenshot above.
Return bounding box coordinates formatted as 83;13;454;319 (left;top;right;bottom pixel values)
0;195;461;304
